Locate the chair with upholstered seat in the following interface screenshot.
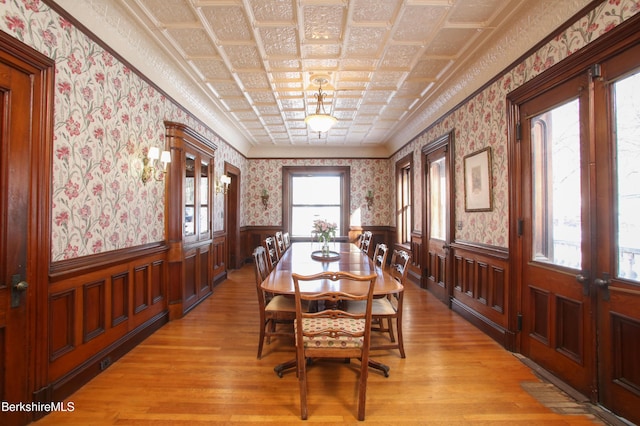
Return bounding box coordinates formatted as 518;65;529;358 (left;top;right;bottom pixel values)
292;271;377;421
348;249;410;358
264;236;279;272
283;231;291;250
253;246;296;359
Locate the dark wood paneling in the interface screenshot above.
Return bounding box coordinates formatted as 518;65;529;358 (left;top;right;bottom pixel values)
134;265;149;315
151;260;164;305
450;242;513;349
212;234;227;283
556;296;583;363
111;272;129;327
82;280;105;343
611;313;640;393
0;328;4;398
408;232;422;287
477;262;489;305
199;246;210;292
492;267;505;313
183;251;197;308
47;250;168;396
49;290;75;361
531;287;549;343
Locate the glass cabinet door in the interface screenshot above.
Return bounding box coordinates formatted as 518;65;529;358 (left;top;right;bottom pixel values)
185;155;196;237
183;152;212;240
200;160;209;235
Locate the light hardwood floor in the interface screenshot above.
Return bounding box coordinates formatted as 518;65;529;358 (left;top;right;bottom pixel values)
35;264;606;425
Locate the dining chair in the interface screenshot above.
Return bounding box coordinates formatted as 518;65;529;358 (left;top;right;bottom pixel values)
263;236;279;272
274;231;286;258
283;231;291;250
253;246;296;359
292;271;378;421
348;249;410;359
372;243;389;270
360;231;373;256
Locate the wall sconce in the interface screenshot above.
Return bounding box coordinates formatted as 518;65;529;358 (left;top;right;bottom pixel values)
216;174;231;194
365;190;374;210
141;146;171;185
261;188;269;210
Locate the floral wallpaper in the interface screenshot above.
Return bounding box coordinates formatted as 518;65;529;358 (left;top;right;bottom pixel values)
393;0;639;247
0;0;245;261
0;0;637;261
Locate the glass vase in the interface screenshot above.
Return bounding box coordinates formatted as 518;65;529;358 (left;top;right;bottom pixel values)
321;235;330;256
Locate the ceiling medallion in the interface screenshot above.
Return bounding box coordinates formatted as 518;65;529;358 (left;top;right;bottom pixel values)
304;75;337;137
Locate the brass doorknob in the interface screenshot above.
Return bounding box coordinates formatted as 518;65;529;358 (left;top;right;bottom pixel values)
14;281;28;291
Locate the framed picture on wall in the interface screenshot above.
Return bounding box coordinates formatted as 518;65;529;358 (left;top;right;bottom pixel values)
463;147;493;212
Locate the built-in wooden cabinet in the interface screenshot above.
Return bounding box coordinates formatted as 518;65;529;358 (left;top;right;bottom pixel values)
165;122;218;318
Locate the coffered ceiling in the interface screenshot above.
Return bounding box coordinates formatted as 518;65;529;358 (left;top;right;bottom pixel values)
53;0;583;157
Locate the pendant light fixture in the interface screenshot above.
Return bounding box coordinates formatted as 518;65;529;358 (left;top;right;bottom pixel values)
304;75;337;136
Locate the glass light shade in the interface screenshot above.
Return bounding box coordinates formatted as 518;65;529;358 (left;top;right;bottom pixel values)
305;114;338;133
220;174;231;185
147;146;160;160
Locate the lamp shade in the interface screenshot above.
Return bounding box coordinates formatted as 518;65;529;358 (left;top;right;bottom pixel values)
147;146;160;160
305;114;338;133
160;150;171;164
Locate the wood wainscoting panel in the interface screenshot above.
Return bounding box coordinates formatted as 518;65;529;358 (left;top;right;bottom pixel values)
408;232;422;288
199;245;210;294
47;247;169;398
151;260;164;305
82;280;105;343
133;265;149;315
450;242;514;349
183;249;197;309
48;289;75;361
111;271;129;327
212;234;226;282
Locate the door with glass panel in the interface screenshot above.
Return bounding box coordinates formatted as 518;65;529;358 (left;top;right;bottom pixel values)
593;45;640;424
519;73;595;397
423;135;453;305
519;45;640;423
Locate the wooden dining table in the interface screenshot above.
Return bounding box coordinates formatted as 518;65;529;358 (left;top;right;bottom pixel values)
260;241;403;377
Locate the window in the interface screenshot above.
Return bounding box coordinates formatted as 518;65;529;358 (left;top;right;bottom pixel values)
613;71;640;282
283;166;350;239
531;99;582;269
396;155;413;244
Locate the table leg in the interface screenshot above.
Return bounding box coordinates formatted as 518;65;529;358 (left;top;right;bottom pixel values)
274;358;297;377
367;359;390;377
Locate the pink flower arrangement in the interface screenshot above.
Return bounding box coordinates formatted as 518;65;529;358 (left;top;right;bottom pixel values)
313;219;337;242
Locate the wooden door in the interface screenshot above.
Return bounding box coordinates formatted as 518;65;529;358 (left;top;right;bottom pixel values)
593;44;640;425
519;73;596;397
225;163;241;270
0;55;36;426
517;43;640;422
423;133;453;305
